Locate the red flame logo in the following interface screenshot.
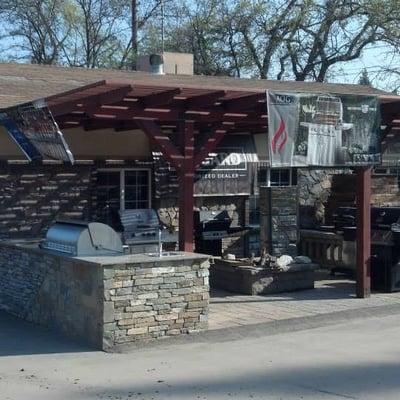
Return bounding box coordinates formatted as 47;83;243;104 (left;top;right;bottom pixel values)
272;117;288;154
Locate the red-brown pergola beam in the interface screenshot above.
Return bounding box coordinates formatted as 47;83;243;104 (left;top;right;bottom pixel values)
81;104;265;124
186;90;226;108
178;121;195;252
50;84;133;117
356;166;371;298
194;126;228;169
139;88;181;108
135;119;183;170
222;93;265;112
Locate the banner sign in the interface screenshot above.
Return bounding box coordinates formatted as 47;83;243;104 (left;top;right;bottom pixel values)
153;135;258;197
267;91;381;167
0;112;42;161
0;101;74;163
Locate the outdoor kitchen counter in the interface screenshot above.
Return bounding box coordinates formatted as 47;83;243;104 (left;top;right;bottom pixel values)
76;251;210;265
0;241;210;350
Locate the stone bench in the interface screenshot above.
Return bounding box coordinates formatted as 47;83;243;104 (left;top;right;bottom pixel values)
210;259;317;295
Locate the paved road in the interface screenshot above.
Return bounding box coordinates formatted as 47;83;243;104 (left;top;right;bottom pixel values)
1;311;400;399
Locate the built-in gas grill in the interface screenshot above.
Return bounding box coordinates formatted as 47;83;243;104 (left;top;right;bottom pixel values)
194;210;233;256
194;210;232;241
332;206;400;292
119;209;161;254
370;207;400;292
41;220;123;257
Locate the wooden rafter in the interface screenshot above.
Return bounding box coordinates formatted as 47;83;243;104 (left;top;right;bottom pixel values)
222;93;265;112
50;84;132;117
194;125;229;169
185;90;225;108
139;88;181;107
135;119;183;170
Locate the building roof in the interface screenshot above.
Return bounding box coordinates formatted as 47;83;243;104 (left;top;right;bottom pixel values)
0;62;396;110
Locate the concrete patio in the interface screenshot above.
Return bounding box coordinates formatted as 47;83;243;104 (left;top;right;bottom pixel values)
209;271;400;330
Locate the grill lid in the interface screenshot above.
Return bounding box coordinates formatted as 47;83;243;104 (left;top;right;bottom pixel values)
41;220;123;256
194;210;232;232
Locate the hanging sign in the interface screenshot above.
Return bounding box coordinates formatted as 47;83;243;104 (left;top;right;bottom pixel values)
0;112;42;161
267;90;381;167
195;135;258;196
153;135;258;197
0;100;74;163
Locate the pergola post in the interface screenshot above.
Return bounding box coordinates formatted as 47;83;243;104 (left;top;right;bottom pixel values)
356;166;371;298
178;121;195;252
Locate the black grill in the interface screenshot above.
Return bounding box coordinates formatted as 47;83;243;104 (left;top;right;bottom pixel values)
194;210;232;240
194;210;233;256
333;206;400;292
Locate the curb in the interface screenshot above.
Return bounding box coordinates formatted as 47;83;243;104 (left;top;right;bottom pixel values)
114;302;400;353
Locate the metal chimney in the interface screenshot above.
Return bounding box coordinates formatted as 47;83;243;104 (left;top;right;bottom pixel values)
149;54;164;75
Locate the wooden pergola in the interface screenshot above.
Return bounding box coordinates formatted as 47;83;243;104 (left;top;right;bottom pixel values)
46;80;267;252
42;78;400;299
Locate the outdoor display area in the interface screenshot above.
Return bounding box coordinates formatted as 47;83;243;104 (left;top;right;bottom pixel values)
0;63;400;348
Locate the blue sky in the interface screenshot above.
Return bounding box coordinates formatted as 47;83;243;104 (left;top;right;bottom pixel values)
327;44;399;91
1;17;398;92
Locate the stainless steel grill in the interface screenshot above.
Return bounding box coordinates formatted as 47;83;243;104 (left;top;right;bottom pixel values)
119;209;160;241
41;220;123;257
119;209;162;254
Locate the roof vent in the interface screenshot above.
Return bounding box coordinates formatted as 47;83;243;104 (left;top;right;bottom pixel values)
137;52;193;75
149;54;164;75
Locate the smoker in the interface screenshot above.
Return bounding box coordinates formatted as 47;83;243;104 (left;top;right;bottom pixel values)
370;207;400;292
41;220;123;257
119;209;162;254
194;210;233;256
332;206;400;292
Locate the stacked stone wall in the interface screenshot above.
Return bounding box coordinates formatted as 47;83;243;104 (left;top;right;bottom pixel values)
298;170;400;224
156;196;245;231
103;257;210;348
0;242;210;350
371;175;400;206
0;242;104;348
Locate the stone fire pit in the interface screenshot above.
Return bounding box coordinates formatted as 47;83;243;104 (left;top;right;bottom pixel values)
210;258;317;295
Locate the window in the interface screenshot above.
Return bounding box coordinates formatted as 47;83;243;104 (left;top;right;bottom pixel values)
97;169;151;214
258;167;297;187
270;169;290;186
373;167;390;175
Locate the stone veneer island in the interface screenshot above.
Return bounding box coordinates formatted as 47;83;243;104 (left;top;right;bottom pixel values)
0;241;210;350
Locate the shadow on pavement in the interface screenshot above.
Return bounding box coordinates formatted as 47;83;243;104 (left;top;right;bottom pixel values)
75;361;400;400
210;283;356;304
0;311;93;356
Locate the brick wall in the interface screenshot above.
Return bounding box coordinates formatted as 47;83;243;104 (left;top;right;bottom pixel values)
0;165;94;238
0;164;250;251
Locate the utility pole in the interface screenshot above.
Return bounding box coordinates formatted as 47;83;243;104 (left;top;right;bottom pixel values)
161;0;165;54
131;0;138;70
